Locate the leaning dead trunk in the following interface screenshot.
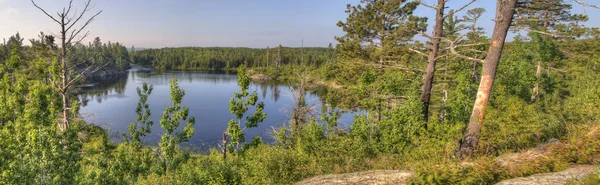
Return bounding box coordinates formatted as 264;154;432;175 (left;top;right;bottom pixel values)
420;0;445;122
459;0;518;158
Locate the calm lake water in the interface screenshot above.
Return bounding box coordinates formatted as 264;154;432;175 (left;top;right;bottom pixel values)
79;68;358;149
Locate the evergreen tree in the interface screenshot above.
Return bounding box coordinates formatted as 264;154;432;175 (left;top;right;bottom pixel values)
336;0;426;121
158;78;195;172
336;0;426;69
513;0;588;101
459;0;518;158
126;82;154;147
225;65;266;155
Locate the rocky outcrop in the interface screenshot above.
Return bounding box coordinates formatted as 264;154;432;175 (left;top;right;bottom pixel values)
295;170;415;185
250;74;271;81
495;165;598;185
495;139;560;169
81;65;132;80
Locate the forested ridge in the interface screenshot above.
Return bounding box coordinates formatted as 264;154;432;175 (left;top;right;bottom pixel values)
2;0;600;184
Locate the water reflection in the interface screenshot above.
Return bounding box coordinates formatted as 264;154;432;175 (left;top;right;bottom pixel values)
80;74;128;106
78;69;358;150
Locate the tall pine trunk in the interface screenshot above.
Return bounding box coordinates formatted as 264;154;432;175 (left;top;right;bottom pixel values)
420;0;445;122
459;0;518;158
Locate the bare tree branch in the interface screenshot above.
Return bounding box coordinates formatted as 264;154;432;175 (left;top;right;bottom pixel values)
67;51;95;72
419;31;433;40
441;42;489;52
75;31;91;44
67;11;102;43
466;48;486;54
434;53;450;60
408;48;428;57
349;60;421;73
419;1;437;9
64;0;74;23
48;75;60;91
444;0;477;19
65;0;93;32
441;36;485;64
31;0;61;25
32;0;103;131
454;42;489;48
67;62;109;88
512;26;565;38
449;48;484;63
572;0;599;14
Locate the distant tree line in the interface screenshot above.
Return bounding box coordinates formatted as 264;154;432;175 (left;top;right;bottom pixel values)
130;45;336;70
1;33;131;73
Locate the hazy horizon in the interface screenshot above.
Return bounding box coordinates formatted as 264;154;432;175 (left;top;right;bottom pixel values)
2;0;599;49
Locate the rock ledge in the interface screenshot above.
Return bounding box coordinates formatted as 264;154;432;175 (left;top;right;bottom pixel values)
295;170;415;185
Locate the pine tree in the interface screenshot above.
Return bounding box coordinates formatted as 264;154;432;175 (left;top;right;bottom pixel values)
126;82;153;147
336;0;426;70
224;65;266;157
158;78;195;172
458;0;519;158
336;0;426;121
514;0;588;101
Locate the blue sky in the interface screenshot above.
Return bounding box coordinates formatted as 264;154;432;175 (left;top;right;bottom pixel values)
1;0;598;48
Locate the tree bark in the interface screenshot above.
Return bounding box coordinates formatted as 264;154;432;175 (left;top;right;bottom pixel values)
420;0;445;122
531;60;542;101
222;132;228;160
32;0;102;132
459;0;518;158
60;13;70;131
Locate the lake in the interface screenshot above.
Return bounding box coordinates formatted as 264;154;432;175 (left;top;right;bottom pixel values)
79;67;358;150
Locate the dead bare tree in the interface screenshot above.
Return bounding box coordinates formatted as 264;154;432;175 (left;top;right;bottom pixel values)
31;0;102;132
288;73;317;132
414;0;477;122
221;132;228;160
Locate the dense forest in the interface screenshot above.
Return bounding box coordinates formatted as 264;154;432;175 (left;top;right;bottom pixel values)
2;0;600;184
131;46;336;70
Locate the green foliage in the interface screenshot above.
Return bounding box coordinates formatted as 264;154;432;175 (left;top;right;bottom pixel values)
335;0;426;62
348;114;376;157
83;37;132;71
296;117;325;155
2;1;600;184
375;98;425;154
126;82;154;147
240;145;315;184
159;78;196;172
0;38;84;184
567;170;600;185
321;105;341;132
131;47;335;71
0;124;83;185
226;65;267;153
515;0;589;38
